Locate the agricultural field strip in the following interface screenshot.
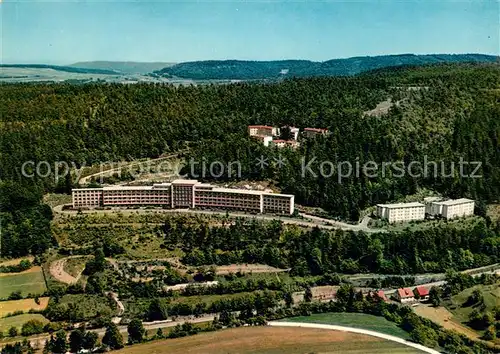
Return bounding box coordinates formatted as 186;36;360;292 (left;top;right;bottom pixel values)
0;298;50;317
269;322;439;354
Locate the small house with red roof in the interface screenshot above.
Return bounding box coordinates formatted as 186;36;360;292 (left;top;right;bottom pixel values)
414;286;430;302
375;290;388;302
368;290;388;302
396;287;415;303
303;127;329;138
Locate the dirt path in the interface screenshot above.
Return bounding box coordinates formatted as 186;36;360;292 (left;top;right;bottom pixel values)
269;321;439;354
78;152;184;185
49;256;86;284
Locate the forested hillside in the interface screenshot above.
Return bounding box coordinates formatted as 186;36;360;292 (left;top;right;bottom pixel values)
154;54;498;80
1;62;499;256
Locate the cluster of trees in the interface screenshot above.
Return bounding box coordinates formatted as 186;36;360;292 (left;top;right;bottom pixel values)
1;63;498;256
0;260;32;273
172;218;499;275
442;271;499;297
0;182;54;257
146;290;282;321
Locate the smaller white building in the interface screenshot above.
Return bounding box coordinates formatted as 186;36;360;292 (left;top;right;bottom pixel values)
376;202;425;223
430;198;475;219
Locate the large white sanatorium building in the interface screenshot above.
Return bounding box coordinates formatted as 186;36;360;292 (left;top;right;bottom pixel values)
427;198;475;219
72;180;295;215
377;198;475;223
376;202;425;223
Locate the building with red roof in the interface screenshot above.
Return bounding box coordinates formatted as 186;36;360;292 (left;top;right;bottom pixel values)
376;290;388;302
248;125;280;137
303;127;329;138
396;287;415;303
414;286;430;302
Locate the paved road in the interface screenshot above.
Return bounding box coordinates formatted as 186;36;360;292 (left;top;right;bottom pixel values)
269;321;440;354
53;204;383;233
9;314;215;349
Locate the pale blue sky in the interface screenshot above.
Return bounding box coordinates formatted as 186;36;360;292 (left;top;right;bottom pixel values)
1;0;498;64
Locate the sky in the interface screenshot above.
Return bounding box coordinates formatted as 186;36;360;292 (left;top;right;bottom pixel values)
1;0;498;64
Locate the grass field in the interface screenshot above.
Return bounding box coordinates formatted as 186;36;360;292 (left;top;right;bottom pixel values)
283;312;411;339
447;283;500;325
0;297;50;317
0;314;49;331
0;267;47;299
414;305;480;340
115;326;424;354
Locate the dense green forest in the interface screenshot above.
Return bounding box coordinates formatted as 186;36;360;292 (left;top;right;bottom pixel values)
0;62;499;256
153;54;498;80
164;217;500;275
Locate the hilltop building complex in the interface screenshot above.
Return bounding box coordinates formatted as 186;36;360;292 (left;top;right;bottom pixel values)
72;180;295;215
376;202;425;223
248;125;327;148
377;198;475;223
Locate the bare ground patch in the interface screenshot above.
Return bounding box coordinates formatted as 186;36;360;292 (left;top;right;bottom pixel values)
414;304;479;340
49;256;87;284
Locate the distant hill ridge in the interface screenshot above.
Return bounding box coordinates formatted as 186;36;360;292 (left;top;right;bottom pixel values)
0;64;119;75
153;53;498;80
69;61;176;74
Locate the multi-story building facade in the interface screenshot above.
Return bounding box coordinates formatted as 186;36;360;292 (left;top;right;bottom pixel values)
428;198;475;219
72;180;295;215
376;202;425;223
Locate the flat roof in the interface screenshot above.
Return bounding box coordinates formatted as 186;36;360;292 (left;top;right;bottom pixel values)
72;180;294;198
377;202;424;209
304;127;328;132
103;186;154;190
171;179;200;185
434;198;474;206
248;125;273;129
197;186;293;198
423;197;442;202
72;188;104;191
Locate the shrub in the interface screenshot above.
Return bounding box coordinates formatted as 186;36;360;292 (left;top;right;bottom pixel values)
21;319;45;336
